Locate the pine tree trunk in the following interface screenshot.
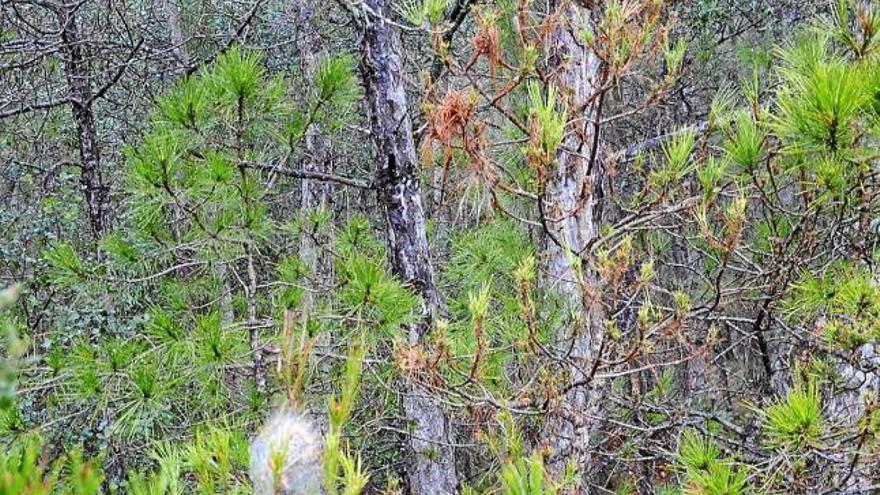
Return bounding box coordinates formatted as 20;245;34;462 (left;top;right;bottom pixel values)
58;6;109;239
162;0;188;73
294;0;332;316
360;3;458;493
538;3;604;483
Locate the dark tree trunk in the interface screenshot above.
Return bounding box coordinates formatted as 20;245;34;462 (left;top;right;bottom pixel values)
58;6;109;238
360;2;458;493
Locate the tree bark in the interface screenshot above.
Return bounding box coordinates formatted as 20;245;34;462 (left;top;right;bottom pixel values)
360;2;458;493
162;0;189;73
829;344;880;493
294;0;332;316
57;5;109;238
538;2;604;483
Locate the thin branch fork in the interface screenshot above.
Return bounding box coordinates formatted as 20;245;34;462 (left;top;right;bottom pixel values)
0;97;69;119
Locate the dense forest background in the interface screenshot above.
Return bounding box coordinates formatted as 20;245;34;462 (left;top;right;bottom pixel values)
2;0;880;493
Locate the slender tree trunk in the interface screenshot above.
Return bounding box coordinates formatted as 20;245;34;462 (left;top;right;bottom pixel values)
538;3;604;483
162;0;188;72
294;0;332;316
246;244;267;393
160;2;195;284
360;3;458;493
57;6;109;238
291;0;334;439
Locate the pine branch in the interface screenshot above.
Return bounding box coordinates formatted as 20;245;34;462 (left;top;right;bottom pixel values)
245;162;371;189
614;121;709;163
0;98;69;119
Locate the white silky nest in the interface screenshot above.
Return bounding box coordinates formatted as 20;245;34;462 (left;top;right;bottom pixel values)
249;409;323;495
